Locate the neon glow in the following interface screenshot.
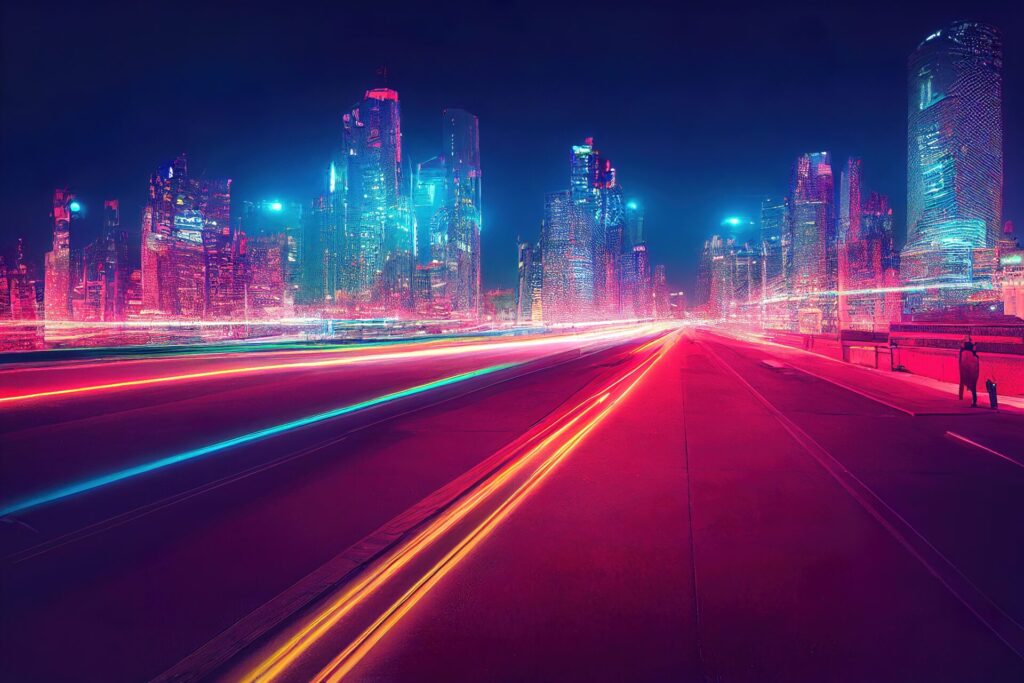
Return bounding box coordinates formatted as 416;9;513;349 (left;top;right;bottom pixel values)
239;332;675;682
0;327;656;405
722;216;743;227
68;200;82;213
0;362;520;517
270;201;283;211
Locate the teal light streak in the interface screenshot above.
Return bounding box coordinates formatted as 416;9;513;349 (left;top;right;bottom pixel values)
0;362;519;517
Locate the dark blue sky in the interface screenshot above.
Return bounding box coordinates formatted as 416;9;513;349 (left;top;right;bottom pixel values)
1;0;1021;292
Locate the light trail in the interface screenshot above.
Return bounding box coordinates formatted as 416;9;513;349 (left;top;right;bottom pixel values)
756;281;994;305
0;362;520;518
239;331;675;683
0;326;654;405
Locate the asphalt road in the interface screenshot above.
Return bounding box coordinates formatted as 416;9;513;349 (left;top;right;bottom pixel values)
0;326;665;682
225;328;1024;683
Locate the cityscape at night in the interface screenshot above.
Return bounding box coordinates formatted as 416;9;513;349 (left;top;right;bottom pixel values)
2;1;1024;681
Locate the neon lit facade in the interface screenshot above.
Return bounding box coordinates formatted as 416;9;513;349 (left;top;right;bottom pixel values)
902;22;1003;311
44;189;74;321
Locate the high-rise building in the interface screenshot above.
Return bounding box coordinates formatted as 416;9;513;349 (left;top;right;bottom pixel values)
44;189;76;321
140;154;232;318
340;88;409;311
441;108;482;315
902;22;1003;311
541;191;592;322
516;239;543;323
759;196;787;299
788;152;836;332
624;200;644;248
238;200;303;313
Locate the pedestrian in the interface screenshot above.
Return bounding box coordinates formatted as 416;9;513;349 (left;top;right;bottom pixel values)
958;337;980;407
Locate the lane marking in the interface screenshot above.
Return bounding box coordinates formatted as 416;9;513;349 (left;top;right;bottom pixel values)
699;339;1024;663
0;327;648;406
703;334;915;416
0;363;520;518
6;339;645;565
236;335;677;682
946;431;1024;470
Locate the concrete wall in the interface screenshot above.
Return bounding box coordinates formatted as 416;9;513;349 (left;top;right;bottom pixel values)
891;346;1024;397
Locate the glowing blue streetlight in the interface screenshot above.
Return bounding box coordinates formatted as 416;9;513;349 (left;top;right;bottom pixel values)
270;201;283;212
722;216;743;227
69;200;82;213
626;201;639;210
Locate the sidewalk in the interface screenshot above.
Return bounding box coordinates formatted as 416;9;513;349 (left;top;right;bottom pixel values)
706;328;1024;415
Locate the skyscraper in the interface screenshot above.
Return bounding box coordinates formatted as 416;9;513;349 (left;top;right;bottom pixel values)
541;191;592;322
902;22;1003;311
516;239;543;323
140;154;232;318
441;108;482;315
340;88;409;310
44;189;75;321
788;152;836;332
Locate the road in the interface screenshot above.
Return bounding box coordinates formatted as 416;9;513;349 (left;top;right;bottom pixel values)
3;325;1024;682
0;326;666;682
223;327;1024;683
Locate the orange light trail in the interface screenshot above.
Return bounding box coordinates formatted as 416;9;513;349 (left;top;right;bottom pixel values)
240;330;676;683
0;326;661;406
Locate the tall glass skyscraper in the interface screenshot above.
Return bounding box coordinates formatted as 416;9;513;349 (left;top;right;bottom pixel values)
902;22;1003;311
340;88;408;308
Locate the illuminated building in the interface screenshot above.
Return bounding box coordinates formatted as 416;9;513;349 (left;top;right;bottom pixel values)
441;108;482;315
413;155;448;267
669;291;686;319
697;235;733;318
625;242;652;318
902;22;1003;311
412;261;451;318
340;88;410;311
788;152;836;332
300;191;338;305
759;196;787;293
625;200;644;248
541;190;592;322
239;200;303;313
140;154;232;319
6;239;39;321
516;239;543;323
837;158;901;330
44;189;76;321
653;264;670;318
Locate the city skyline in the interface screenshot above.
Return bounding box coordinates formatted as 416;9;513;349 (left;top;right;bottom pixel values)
2;2;1021;295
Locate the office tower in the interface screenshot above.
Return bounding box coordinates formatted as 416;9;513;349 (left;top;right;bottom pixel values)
628;243;652;318
625;200;644;248
140;154;232;318
44;189;76;320
7;239;39;321
902;22;1003;311
516;239;543;323
653;264;669;318
340;88;409;310
788;152;836;332
759;197;787;299
413;155;448;266
541;191;592;322
441;108;483;315
696;236;733;318
299;191;337;305
238;200;302;313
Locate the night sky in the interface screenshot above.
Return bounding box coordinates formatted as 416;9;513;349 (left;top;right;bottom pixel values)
2;0;1021;292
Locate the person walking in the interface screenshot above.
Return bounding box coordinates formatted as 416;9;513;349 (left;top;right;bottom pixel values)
958;337;980;407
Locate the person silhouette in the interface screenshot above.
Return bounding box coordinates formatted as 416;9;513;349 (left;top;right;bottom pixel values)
958;337;980;407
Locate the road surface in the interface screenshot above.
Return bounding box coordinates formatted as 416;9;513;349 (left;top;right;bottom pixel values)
3;325;1023;682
